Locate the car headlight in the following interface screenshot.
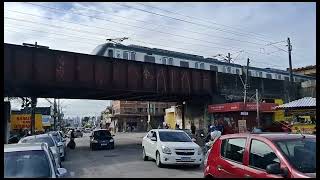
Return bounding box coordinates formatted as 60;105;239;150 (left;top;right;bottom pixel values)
92;139;98;143
161;145;171;154
109;139;114;142
198;147;203;155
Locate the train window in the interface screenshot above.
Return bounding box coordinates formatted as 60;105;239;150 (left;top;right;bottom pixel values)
266;74;272;79
284;76;289;81
162;57;167;65
195;62;199;69
107;49;114;57
210;65;218;71
116;50;121;58
200;63;204;69
248;71;252;76
180;61;189;68
130;52;135;60
258;72;262;77
227;67;231;73
168;58;173;65
236;69;240;74
277;74;281;80
123;51;129;60
144;55;155;63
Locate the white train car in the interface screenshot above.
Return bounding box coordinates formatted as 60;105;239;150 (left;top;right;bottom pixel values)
92;43;315;83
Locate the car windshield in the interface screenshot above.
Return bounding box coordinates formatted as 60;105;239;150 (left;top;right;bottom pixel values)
51;135;60;143
4;150;51;178
158;131;192;142
22;137;55;147
94;130;112;140
274;138;316;173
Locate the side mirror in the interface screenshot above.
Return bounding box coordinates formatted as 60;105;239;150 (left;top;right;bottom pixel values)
266;163;283;175
57;168;67;177
200;133;204;137
150;137;157;141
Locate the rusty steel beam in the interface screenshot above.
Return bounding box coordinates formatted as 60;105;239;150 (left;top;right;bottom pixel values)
4;43;216;101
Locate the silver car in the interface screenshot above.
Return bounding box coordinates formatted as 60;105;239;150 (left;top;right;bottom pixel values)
19;134;63;167
4;143;67;178
48;131;67;161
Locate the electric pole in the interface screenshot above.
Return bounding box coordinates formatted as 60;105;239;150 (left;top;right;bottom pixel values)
227;53;231;63
242;58;250;120
287;37;293;101
30;97;37;135
53;99;57;131
256;89;260;128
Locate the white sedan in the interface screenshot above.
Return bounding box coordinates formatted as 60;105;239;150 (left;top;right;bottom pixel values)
142;129;203;168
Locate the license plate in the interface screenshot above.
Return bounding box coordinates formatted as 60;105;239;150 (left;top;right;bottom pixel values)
101;143;108;146
181;157;191;161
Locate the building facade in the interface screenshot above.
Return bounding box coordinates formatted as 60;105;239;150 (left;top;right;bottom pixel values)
292;65;316;77
111;101;175;132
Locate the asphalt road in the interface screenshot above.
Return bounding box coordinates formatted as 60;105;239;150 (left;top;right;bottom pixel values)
62;132;204;178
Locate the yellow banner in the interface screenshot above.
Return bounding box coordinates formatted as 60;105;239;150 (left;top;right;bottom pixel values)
11;114;43;131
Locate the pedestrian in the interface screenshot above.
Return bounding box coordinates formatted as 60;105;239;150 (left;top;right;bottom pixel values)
130;125;133;132
216;119;224;134
175;124;180;129
191;124;196;135
205;129;222;151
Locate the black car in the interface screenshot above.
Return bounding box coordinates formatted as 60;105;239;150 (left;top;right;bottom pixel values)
90;129;115;150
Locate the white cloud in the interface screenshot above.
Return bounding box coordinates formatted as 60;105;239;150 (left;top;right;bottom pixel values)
4;2;316;117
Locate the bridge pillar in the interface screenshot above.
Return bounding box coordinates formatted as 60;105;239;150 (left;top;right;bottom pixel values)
4;101;11;144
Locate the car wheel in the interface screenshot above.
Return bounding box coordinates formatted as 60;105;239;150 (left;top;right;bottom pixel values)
156;151;163;168
142;147;148;161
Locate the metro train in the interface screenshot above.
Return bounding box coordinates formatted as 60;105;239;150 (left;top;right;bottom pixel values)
91;43;315;82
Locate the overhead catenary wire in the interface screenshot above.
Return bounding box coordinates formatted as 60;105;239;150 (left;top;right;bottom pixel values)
22;2;271;51
5;16;286;69
135;2;277;42
4;11;255;53
35;3;266;46
8;4;290;60
3;4;294;68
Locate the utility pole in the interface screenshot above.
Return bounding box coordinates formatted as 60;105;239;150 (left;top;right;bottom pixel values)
287;37;293;101
227;53;231;63
30;97;37;135
242;58;250;120
53;99;57;131
256;89;260;128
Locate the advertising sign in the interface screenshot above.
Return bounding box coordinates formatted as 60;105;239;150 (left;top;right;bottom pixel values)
238;120;247;133
11;114;43;131
42;115;51;127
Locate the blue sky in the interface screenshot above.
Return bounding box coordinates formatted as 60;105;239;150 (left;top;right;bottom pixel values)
4;2;316;117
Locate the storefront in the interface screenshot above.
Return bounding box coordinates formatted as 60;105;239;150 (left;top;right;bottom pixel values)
208;102;277;133
276;97;316;134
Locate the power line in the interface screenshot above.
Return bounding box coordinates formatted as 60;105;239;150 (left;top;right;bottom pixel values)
4;10;245;52
22;2;265;51
38;3;266;46
136;2;277;42
114;2;276;44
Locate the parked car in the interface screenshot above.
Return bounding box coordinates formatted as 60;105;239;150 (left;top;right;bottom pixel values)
90;129;115;150
4;143;67;178
18;134;63;168
142;129;203;168
204;132;316;178
181;129;196;141
47;131;66;161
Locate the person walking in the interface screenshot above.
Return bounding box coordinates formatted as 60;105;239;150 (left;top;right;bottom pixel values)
191;124;196;135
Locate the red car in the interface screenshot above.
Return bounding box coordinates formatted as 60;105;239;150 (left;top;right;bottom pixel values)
204;133;315;178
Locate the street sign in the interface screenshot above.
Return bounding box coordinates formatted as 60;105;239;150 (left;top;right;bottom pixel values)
240;111;248;116
238;120;247;133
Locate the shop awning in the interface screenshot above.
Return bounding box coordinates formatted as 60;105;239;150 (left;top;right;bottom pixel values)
276;97;316;109
208;102;277;113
